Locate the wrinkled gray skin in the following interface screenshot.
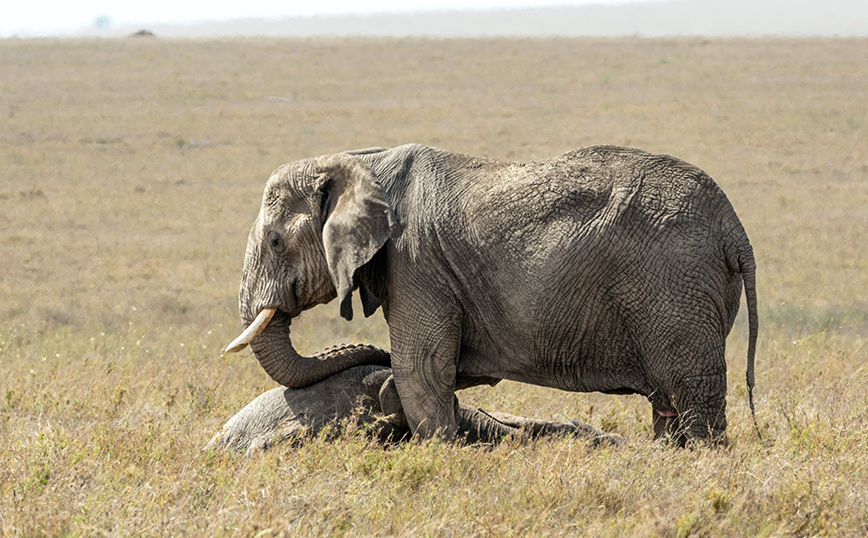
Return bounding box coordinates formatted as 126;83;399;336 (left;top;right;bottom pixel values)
235;144;758;445
206;364;623;456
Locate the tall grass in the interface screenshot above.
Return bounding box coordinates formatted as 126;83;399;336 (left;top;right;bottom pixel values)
1;37;867;536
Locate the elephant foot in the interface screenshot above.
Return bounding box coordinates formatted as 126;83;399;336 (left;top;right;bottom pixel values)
367;418;412;445
382;411;409;431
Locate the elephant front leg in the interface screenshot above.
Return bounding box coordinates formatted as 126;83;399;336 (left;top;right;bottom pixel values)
393;356;461;440
388;311;462;441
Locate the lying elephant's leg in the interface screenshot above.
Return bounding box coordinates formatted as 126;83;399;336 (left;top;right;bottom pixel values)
484;411;626;447
456;406;521;443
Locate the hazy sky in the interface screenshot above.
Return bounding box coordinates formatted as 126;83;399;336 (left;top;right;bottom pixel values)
2;0;655;37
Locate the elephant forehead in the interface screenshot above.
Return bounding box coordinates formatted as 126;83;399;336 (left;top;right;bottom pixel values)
263;161;316;203
262;192;312;216
263;181;310;210
260;209;313;236
261;185;317;223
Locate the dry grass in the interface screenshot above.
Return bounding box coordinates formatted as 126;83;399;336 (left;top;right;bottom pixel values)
1;37;867;536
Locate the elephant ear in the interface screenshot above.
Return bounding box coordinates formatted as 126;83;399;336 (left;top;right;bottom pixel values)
315;153;400;321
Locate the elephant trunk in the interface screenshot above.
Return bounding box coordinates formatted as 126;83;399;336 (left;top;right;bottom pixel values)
225;308;390;389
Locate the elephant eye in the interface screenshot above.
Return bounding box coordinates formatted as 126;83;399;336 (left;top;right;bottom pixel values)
268;231;282;251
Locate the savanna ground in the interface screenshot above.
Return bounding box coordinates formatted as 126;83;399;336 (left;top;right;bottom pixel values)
1;36;866;536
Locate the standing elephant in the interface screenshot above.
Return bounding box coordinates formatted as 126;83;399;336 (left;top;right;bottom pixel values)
225;144;758;444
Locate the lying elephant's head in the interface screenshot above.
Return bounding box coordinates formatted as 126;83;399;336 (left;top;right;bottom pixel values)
224;153;399;387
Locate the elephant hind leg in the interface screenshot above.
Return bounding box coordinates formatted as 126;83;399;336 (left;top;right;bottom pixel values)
645;324;730;446
653;373;728;447
678;375;728;445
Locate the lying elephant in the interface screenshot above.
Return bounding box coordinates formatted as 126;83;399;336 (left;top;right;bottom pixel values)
224;144;758;445
206;362;624;456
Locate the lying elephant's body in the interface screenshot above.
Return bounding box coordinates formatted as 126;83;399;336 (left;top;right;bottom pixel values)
206;364;622;456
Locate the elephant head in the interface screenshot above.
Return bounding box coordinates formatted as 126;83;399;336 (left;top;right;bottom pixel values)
223;153;400;387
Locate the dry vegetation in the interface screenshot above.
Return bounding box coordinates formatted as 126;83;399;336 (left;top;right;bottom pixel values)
1;37;867;536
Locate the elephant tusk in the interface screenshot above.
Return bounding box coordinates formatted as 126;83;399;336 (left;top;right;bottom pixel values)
224;308;277;353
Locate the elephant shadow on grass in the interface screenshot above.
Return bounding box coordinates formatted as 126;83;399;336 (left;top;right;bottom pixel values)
206;363;624;456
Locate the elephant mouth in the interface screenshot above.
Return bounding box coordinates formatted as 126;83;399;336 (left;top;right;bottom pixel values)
224;283;307;354
224;307;277;353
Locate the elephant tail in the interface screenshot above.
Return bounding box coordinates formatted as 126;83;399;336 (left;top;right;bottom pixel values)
739;242;760;439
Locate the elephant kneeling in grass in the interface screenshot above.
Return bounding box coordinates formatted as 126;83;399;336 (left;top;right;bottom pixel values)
225;144;758;446
206;363;624;456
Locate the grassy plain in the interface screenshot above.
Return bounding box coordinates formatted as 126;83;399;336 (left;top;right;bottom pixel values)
1;37;867;536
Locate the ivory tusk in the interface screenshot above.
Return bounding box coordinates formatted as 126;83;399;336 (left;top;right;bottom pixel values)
223;308;277;353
